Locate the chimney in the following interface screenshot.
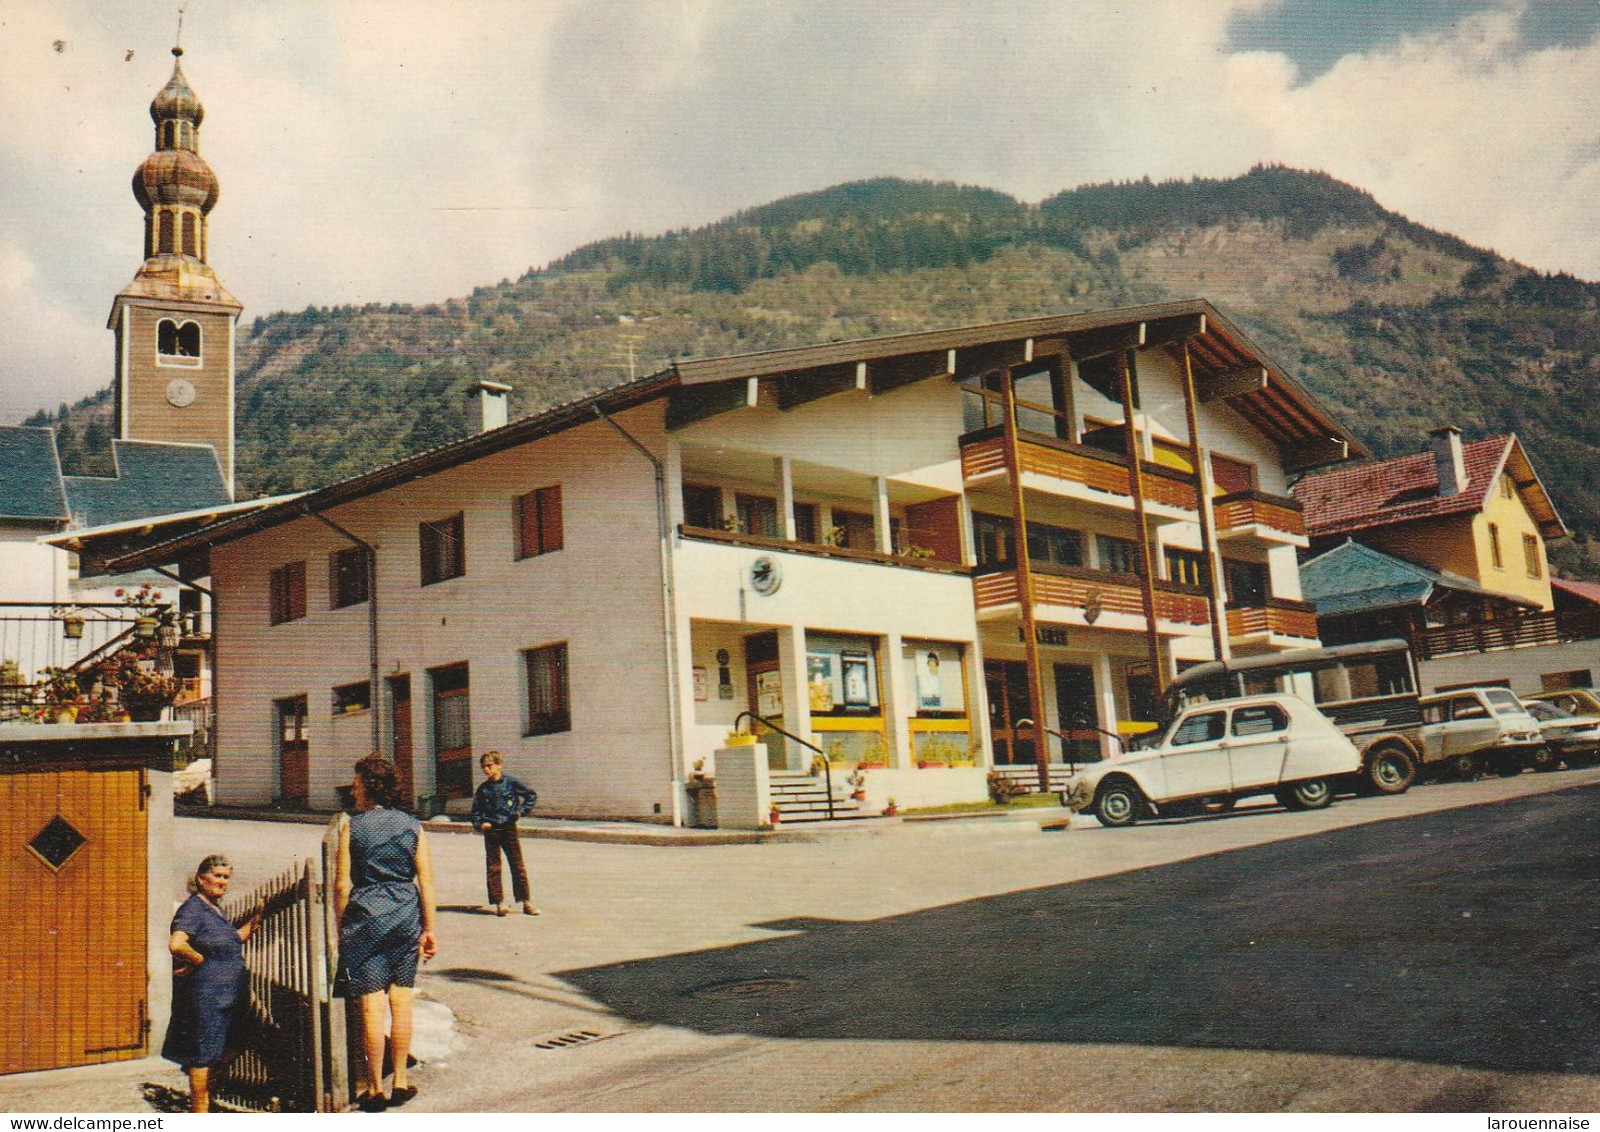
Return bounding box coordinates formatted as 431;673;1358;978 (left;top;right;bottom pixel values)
469;380;512;433
1430;426;1467;497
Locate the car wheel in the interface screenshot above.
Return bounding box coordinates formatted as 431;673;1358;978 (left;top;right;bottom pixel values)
1278;778;1333;811
1365;745;1417;795
1529;745;1560;773
1453;753;1481;780
1094;780;1143;828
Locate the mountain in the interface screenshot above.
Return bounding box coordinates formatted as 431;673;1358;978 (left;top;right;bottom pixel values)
32;165;1600;574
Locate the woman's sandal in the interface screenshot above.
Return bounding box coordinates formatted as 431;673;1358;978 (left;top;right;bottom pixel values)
389;1086;418;1107
356;1093;388;1113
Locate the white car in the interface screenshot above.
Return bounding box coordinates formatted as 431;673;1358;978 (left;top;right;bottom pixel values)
1521;699;1600;766
1062;694;1361;827
1418;687;1548;775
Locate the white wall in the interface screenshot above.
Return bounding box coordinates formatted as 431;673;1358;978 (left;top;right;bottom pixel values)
1419;643;1600;696
211;405;673;817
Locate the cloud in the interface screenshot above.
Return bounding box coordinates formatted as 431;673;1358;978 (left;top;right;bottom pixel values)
2;0;1599;422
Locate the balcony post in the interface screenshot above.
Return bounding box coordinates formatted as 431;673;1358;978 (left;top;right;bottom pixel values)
1002;366;1053;793
1119;350;1167;695
776;457;797;541
873;476;892;554
1181;341;1229;663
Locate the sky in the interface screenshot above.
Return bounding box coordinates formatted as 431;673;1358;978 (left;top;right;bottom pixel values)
2;0;1600;423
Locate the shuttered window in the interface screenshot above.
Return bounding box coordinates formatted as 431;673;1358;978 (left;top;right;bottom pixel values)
420;513;465;585
515;485;564;559
269;561;306;624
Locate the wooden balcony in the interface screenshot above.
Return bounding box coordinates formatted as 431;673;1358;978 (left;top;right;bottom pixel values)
960;428;1200;515
1226;598;1319;643
1411;609;1600;660
1213;490;1307;544
678;524;968;574
973;563;1211;633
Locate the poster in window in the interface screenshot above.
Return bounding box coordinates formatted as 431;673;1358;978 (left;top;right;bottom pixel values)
693;666;707;702
807;653;837;711
905;642;963;715
841;651;871;708
755;668;783;717
916;651;944;710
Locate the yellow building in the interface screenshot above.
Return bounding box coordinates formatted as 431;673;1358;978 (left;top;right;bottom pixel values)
1293;427;1565;611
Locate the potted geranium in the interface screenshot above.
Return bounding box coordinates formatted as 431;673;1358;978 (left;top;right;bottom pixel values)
96;648;179;721
38;667;84;723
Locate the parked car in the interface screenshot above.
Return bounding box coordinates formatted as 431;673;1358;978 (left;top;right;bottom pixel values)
1062;694;1361;827
1526;688;1600;720
1521;699;1600;766
1417;688;1549;776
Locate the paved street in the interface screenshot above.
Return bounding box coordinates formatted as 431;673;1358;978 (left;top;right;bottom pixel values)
8;766;1600;1112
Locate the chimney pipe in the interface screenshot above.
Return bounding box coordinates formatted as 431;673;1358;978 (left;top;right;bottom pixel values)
1430;426;1466;497
469;380;512;433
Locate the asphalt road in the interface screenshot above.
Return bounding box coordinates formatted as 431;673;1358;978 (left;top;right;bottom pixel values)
8;767;1600;1113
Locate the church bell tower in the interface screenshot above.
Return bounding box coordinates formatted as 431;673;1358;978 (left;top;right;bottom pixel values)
110;46;241;498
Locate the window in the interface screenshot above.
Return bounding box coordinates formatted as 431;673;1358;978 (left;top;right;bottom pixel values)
1097;535;1140;576
793;503;817;544
1501;474;1516;500
420;513;465;585
1542;670;1592;692
1224;559;1268;605
182;212;198;257
833;509;876;550
1524;534;1542;579
329;546;370;609
269;561;306;624
431;663;472;799
1211;454;1257;494
1171;711;1226;746
1232;705;1288;736
157;318;201;360
1026;523;1084;568
524;643;571;736
515;485;564;559
1450;695;1489;721
682;483;722;529
1488;523;1503;569
1165;547;1209;589
158;211;175;255
332;681;371;715
974;513;1014;567
736;493;779;539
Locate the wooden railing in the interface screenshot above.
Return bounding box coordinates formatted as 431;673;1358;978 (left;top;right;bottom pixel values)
678;524;968;574
973;564;1211;628
1214;490;1307;540
960;428;1200;513
1226;598;1319;641
1412;609;1600;660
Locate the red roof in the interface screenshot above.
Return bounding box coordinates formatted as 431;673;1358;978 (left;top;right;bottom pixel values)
1553;577;1600;608
1292;436;1514;538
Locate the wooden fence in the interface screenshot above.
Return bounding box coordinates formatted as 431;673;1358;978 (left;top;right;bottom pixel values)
214;837;350;1113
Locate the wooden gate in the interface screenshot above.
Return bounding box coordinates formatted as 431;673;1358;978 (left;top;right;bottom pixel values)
0;761;148;1074
212;829;350;1112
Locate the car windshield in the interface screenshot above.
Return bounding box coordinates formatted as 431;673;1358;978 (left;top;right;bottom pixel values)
1485;689;1526;716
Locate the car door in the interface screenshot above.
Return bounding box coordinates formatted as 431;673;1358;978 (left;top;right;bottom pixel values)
1159;709;1232;799
1225;703;1290;789
1441;694;1496;757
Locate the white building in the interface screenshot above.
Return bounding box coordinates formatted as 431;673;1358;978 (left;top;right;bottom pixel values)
107;301;1364;822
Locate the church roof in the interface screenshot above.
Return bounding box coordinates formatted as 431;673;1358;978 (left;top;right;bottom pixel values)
0;426;71;524
62;440;230;530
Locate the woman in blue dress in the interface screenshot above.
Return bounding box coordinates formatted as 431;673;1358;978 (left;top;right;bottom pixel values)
336;755;438;1111
162;854;261;1113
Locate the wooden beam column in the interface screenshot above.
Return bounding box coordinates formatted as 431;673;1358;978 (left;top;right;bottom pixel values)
1001;367;1053;792
1181;341;1229;664
1119;350;1166;696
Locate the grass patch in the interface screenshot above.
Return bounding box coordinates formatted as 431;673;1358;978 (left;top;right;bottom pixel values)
900;794;1064;817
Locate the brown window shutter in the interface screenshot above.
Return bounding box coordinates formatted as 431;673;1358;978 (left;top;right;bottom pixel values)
539;486;564;553
289;560;306;621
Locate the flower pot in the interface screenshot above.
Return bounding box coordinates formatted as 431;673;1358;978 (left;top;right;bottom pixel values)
724;733;757;747
917;760;946;769
856;761;886;770
126;701;164;722
50;705;78;724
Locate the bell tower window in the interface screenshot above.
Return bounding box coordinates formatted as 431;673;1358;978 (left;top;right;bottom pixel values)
158;211;175;254
182;213;197;256
157;319;202;364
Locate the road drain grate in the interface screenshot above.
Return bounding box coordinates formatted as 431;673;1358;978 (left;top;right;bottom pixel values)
532;1030;621;1051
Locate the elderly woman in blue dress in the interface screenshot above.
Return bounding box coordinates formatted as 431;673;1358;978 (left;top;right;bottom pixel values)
163;854;261;1113
336;755;438;1111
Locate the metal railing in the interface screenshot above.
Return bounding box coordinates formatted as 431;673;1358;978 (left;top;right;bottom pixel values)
0;601;150;685
733;709;835;820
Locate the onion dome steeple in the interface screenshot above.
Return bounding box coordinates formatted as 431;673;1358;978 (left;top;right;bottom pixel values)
132;47;220;264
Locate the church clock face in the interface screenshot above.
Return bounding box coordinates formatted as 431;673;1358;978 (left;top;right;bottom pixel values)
165;377;197;407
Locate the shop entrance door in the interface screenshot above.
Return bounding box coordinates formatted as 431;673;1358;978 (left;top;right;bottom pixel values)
1054;662;1101;763
984;659;1035;765
744;631;788;770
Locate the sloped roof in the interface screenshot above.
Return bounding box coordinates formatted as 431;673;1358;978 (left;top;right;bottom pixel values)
63;440;230;529
1552;577;1600;609
0;426;70;524
1300;539;1538;617
1292;434;1565;541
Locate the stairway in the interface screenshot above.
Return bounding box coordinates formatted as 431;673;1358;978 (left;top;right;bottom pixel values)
769;772;871;823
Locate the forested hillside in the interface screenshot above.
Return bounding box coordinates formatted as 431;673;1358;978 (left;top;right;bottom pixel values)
32;165;1600;572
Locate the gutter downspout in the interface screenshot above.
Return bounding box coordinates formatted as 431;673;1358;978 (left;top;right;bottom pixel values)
594;405;685;827
302;504;381;755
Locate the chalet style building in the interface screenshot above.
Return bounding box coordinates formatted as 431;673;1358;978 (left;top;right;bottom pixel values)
108;300;1364;821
